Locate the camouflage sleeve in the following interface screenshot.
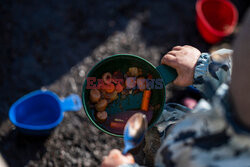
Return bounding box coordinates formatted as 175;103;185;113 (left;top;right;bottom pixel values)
154;83;250;167
155;103;191;140
193;49;233;99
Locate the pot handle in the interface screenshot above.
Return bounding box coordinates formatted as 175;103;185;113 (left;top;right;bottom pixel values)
60;94;82;112
156;65;178;85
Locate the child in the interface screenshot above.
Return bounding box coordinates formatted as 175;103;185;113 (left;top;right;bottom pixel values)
101;10;250;167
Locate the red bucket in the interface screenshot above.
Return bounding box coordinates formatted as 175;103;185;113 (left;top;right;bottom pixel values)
196;0;238;44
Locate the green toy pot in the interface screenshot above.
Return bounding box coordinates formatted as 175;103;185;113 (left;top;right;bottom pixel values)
82;54;177;137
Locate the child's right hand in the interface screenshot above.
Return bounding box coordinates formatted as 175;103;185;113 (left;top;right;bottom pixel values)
161;45;201;87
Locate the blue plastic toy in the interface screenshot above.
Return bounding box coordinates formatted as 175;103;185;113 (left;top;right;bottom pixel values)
9;90;82;135
122;113;148;155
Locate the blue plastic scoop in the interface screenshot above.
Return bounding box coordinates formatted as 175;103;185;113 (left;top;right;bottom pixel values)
9;90;82;135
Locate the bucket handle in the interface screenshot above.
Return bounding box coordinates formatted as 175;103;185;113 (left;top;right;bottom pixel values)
156;65;177;85
60;94;82;112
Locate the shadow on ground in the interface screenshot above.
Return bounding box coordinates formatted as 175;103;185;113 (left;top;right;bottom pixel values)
0;131;47;167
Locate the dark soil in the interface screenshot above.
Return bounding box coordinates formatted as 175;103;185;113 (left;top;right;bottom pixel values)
0;0;242;166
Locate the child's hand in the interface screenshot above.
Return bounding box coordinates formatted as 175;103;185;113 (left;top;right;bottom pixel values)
161;45;201;87
101;149;135;167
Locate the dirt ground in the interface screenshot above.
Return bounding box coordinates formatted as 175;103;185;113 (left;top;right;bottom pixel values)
0;0;245;166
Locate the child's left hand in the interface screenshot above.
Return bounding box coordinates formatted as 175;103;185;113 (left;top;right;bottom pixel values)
101;149;135;167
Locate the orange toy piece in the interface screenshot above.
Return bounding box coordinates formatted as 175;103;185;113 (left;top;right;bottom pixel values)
103;83;115;93
141;90;151;111
115;83;124;93
110;122;126;130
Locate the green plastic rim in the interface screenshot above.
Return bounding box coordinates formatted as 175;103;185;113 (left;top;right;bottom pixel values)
82;54;167;138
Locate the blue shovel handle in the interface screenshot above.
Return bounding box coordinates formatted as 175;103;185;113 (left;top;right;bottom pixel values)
122;124;145;155
122;143;134;155
60;94;82;112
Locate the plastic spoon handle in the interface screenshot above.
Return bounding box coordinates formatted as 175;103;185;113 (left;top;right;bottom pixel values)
61;94;82;112
122;143;134;155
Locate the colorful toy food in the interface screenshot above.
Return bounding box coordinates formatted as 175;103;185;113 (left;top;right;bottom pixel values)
110;121;126;130
96;111;108;123
125;77;137;89
103;83;115;93
95;99;108;112
115;83;124;93
89;67;153;131
127;67;142;77
141;90;151;111
103;91;118;103
102;72;112;85
90;89;101;103
136;77;146;91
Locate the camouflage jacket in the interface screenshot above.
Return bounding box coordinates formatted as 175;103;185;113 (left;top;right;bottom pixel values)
120;49;250;167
